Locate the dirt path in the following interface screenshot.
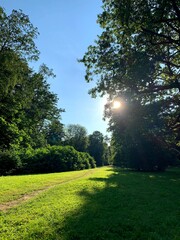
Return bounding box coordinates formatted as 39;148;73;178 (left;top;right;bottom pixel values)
0;169;95;212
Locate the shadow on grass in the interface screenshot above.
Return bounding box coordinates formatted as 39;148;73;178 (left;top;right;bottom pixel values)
58;167;180;240
22;167;179;240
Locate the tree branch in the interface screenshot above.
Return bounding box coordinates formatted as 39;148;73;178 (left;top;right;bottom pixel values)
166;21;180;34
154;18;179;23
170;0;180;22
139;81;180;94
142;27;179;44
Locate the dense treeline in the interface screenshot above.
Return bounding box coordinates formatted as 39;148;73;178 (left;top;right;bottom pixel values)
63;125;111;167
0;146;96;175
0;124;110;175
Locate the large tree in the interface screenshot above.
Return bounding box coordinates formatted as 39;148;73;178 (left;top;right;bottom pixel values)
0;50;63;149
0;7;39;60
0;8;63;149
81;0;180;170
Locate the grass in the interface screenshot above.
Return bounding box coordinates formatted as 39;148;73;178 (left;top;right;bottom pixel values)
0;167;179;240
0;169;93;204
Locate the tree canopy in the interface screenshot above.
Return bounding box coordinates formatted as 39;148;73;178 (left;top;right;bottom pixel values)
88;131;105;166
64;124;88;152
0;7;39;60
81;0;180;170
0;8;63;150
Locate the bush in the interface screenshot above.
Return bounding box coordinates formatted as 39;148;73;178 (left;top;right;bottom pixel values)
19;146;96;174
78;152;91;170
83;152;96;168
0;150;21;175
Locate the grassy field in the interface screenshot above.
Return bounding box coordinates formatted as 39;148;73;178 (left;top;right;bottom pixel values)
0;167;179;240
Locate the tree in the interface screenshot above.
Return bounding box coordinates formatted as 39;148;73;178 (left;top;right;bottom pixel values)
109;102;172;170
82;0;179;97
64;124;88;152
0;7;39;60
0;50;63;149
19;64;63;148
0;8;64;150
0;50;34;149
81;0;180;170
88;131;105;166
45;119;64;146
103;135;112;165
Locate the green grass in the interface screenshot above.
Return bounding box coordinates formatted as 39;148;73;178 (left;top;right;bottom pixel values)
0;167;179;240
0;169;94;204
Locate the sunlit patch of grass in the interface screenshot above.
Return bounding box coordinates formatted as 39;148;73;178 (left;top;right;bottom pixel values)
0;169;94;204
0;167;179;240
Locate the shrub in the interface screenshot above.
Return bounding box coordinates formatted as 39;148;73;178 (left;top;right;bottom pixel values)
83;152;96;168
19;146;96;174
78;152;91;170
0;150;21;175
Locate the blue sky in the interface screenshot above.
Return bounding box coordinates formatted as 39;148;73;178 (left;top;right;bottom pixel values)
2;0;109;136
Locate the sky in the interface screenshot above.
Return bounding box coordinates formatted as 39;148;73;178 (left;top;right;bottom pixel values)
1;0;110;136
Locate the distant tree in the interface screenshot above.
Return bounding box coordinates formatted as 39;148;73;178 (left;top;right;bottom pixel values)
64;124;88;152
88;131;106;166
45;119;64;146
103;136;112;165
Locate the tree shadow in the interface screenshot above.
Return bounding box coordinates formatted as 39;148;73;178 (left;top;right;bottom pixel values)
59;167;180;240
21;167;179;240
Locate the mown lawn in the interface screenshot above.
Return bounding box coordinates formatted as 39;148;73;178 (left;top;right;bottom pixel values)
0;169;94;204
0;167;179;240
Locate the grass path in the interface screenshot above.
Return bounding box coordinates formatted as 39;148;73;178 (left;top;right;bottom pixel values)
0;168;97;211
0;167;179;240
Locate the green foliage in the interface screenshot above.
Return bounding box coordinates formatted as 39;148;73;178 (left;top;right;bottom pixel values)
81;0;180;170
88;131;106;166
0;149;21;175
18;146;95;174
115;135;171;171
110;101;177;170
78;152;96;169
82;0;179;99
21;68;63;148
84;152;96;168
78;152;91;169
0;8;64;150
45;119;64;146
0;8;39;60
64;124;88;152
0;50;28;98
0;51;62;149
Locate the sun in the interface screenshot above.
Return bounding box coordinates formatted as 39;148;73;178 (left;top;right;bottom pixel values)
112;100;122;109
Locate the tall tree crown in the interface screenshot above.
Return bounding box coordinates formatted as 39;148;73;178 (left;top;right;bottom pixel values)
0;7;39;60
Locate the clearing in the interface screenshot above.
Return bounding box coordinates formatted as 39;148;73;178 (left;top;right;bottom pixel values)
0;167;179;240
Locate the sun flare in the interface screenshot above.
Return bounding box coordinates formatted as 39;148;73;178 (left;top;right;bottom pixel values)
112;100;121;109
